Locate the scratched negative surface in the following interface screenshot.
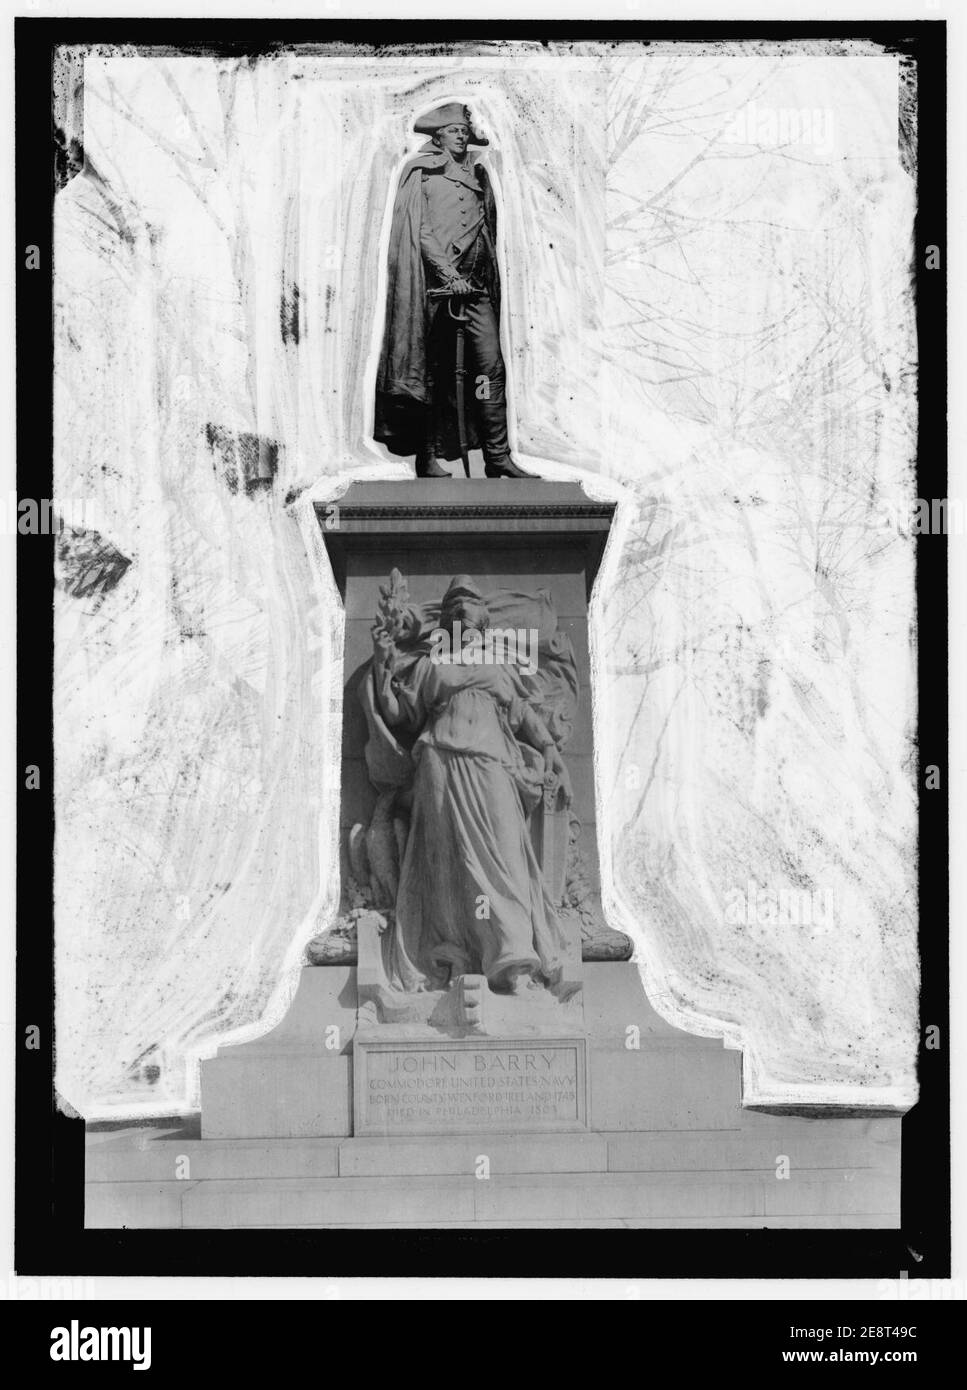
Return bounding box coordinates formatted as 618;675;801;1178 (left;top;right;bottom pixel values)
52;41;918;1118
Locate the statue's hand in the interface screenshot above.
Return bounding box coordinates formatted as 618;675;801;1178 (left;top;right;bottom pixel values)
543;745;573;806
398;606;421;642
372;624;397;670
447;277;473;297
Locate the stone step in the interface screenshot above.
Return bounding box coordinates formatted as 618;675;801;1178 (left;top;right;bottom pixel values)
87;1116;900;1184
605;1120;900;1175
86;1167;899;1229
339;1121;899;1178
338;1133;608;1176
87;1135;342;1184
463;1169;899;1226
86;1180;193;1229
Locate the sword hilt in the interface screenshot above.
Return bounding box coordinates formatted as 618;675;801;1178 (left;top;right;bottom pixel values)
426;285;484;322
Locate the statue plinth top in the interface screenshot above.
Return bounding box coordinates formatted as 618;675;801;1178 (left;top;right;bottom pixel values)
317;479;616;598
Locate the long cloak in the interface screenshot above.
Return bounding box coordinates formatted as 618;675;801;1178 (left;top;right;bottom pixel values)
373;144;501;461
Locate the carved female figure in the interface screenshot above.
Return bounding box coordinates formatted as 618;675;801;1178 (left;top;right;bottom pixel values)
370;575;574;997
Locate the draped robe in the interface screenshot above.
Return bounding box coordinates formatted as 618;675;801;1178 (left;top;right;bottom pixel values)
359;590;579;994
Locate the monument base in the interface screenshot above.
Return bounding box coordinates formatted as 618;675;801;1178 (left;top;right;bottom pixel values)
86;1122;901;1230
85;963;902;1229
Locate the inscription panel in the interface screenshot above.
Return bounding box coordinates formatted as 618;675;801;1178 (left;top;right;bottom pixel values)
354;1036;588;1135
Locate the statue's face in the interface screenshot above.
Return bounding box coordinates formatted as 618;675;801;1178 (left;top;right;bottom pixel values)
442;598;488;634
435;123;470;157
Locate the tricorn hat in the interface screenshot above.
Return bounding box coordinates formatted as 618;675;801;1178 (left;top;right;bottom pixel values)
414;102;489;146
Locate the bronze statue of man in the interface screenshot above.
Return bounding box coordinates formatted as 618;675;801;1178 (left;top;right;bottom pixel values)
374;102;528;480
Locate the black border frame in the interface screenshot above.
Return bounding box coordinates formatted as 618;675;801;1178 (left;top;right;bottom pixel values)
15;17;949;1279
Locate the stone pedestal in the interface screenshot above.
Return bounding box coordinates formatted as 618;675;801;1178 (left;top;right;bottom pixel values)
88;479;903;1230
199;961;741;1141
200;967;355;1139
94;961;901;1229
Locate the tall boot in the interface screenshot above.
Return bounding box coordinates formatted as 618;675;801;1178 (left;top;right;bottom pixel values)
484;455;531;479
416;394;449;478
477;399;534;479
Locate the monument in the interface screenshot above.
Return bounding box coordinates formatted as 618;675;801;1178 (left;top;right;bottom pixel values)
183;479;899;1231
200;477;653;1146
85;98;903;1231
